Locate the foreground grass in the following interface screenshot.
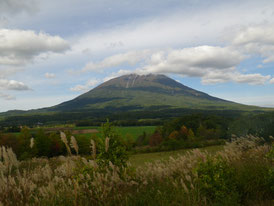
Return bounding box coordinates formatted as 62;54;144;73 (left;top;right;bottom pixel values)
0;136;273;206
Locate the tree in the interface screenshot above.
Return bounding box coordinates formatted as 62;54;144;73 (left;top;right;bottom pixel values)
97;120;128;168
149;131;163;146
168;131;180;140
35;129;51;157
180;125;189;140
188;128;195;140
18;127;32;159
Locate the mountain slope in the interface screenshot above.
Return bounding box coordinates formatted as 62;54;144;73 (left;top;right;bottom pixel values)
51;74;252;111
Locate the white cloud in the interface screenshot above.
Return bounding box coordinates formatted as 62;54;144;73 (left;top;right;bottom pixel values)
133;46;270;85
138;46;240;76
231;24;274;63
233;73;270;85
202;72;270;85
0;92;15;100
45;72;55;79
82;50;151;72
0;29;70;66
103;69;132;82
70;85;87;92
70;78;101;92
0;79;30;90
72;0;274;56
270;78;274;84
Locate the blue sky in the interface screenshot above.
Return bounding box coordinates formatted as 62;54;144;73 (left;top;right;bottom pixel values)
1;0;274;112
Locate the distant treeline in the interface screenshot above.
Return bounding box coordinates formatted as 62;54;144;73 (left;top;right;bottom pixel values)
0;107;263;127
1;111;274;160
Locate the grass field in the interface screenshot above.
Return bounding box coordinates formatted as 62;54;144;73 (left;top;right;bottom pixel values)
129;145;223;167
74;126;156;140
6;126;157;141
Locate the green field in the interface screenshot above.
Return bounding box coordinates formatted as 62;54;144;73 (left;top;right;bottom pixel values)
74;126;156;140
129;145;223;167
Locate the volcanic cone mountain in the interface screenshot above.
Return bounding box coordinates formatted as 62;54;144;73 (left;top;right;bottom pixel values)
52;74;248;111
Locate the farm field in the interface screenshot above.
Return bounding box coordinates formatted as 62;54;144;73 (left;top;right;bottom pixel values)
72;125;156;140
6;125;156;140
129;145;223;167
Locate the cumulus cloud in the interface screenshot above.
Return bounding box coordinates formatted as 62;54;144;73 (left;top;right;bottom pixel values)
82;50;150;72
140;46;244;74
0;79;30;90
231;24;274;63
45;72;55;79
70;78;101;92
0;92;15;100
133;46;270;85
0;29;70;66
270;78;274;84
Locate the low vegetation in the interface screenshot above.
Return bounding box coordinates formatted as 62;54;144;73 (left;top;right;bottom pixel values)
0;134;273;205
0;117;274;205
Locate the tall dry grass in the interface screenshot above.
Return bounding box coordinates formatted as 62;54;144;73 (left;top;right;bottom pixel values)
0;134;273;205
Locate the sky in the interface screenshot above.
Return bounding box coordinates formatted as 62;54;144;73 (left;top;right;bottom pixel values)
1;0;274;112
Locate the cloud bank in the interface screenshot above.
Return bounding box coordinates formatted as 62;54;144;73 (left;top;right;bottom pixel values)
231;24;274;63
0;29;69;66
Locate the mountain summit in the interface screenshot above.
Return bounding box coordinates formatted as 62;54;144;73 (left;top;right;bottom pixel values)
53;74;247;111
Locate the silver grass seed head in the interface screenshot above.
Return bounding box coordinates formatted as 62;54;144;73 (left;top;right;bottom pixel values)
90;139;96;159
60;132;68;144
30;138;34;149
70;136;79;155
105;137;110;152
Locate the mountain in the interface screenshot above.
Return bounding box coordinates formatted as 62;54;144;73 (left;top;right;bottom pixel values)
0;74;267;126
50;74;253;112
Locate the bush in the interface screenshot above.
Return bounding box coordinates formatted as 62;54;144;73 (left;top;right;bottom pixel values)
196;157;239;205
97;120;128;168
149;131;163;146
135;131;149;146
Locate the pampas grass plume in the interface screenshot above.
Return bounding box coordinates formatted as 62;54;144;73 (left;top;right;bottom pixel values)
105;137;110;152
70;136;79;155
90;139;96;159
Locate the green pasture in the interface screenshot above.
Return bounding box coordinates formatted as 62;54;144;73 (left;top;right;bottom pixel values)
129;145;223;167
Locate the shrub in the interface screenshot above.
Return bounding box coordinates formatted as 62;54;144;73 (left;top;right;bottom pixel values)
149;131;163;146
34;129;51;157
135;131;149;146
196;157;239;205
97;120;128;168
